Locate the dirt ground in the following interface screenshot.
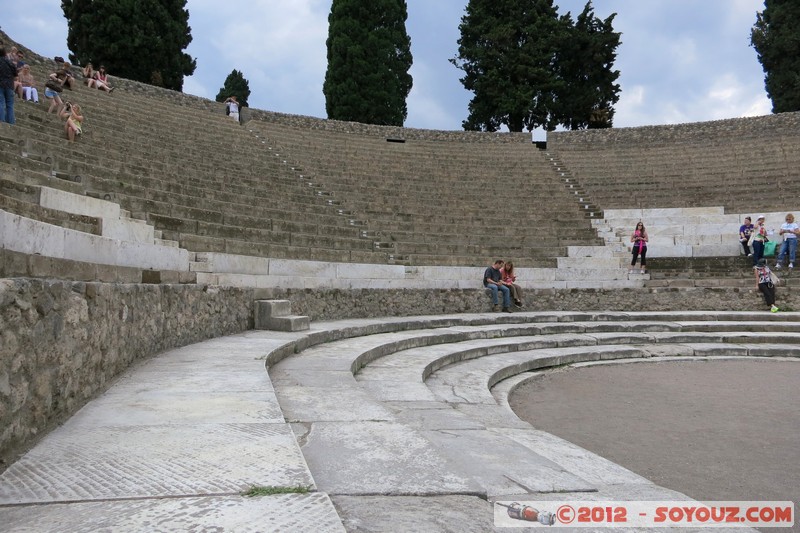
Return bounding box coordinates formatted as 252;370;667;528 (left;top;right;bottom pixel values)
509;359;799;530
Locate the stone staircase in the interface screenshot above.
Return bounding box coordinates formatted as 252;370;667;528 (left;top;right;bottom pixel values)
541;150;603;219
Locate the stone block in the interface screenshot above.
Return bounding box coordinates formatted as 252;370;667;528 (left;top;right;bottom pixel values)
255;299;310;331
38;186;121;219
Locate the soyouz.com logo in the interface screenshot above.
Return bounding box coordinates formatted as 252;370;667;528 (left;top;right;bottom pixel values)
494;501;794;528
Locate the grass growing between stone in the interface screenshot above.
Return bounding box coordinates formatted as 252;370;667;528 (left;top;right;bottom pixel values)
241;485;312;497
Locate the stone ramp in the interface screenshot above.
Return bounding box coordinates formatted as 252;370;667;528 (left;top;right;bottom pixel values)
1;311;785;531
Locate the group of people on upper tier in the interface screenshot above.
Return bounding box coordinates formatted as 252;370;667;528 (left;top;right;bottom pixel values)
739;213;798;269
0;40;116;142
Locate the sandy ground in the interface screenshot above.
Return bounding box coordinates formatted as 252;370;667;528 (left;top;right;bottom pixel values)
509;359;799;530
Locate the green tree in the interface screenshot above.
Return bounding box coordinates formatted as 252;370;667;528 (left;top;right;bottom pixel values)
554;3;621;130
451;0;620;132
450;0;566;132
751;0;800;113
323;0;413;126
216;70;251;107
62;0;196;91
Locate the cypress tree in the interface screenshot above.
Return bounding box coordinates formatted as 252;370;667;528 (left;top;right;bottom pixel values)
451;0;620;132
62;0;196;91
555;2;621;130
751;0;800;113
216;70;251;108
324;0;413;126
450;0;566;132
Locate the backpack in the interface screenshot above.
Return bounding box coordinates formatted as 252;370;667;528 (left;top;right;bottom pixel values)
225;103;230;116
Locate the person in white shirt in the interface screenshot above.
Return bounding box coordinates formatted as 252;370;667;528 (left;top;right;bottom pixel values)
775;213;799;270
224;95;240;122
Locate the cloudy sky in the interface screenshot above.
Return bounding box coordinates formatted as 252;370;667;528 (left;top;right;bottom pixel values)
4;0;770;133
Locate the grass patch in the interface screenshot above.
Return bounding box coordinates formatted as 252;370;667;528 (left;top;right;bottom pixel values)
241;485;311;497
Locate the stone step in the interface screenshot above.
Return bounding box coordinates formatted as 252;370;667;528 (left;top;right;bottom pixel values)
255;299;310;332
265;311;800;504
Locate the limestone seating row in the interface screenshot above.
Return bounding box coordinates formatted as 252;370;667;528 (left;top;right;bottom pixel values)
4;125;380;253
4;160;375;257
265;311;799;502
12;114;296;193
249;125;540;180
10;103;376;217
252;121;534;155
48;85;600;266
550;141;800;212
0;178;100;235
246;128;601;255
190;253;644;290
594;207;797;259
0;162;181;250
0;209;190;272
183;234;383;266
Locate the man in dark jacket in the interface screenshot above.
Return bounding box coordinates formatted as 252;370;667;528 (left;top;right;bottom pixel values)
0;46;18;124
483;259;512;312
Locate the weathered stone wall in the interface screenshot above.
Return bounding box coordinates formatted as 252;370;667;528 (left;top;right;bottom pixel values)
0;279;253;469
256;286;799;321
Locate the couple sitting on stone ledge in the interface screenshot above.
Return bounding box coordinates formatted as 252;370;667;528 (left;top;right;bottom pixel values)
483;259;524;312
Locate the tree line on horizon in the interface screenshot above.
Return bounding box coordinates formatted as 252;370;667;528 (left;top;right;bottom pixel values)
61;0;797;130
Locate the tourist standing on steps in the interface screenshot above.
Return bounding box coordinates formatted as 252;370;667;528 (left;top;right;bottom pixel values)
750;215;768;267
754;258;779;313
224;95;240;122
0;46;18;125
774;213;798;270
739;216;754;257
629;222;648;274
484;259;512;312
501;260;525;308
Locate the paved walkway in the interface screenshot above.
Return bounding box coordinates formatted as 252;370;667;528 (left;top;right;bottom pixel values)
2;311;794;532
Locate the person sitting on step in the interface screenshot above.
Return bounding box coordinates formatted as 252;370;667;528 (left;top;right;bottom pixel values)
739;216;754;257
92;65;114;93
501;260;525;308
59;101;84;143
484;259;512;313
18;64;39;103
82;62;96;88
754;258;779;313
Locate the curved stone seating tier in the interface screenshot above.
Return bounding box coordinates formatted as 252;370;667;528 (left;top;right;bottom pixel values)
547;114;800;213
245;121;604;263
259;310;796;525
2;308;786;529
